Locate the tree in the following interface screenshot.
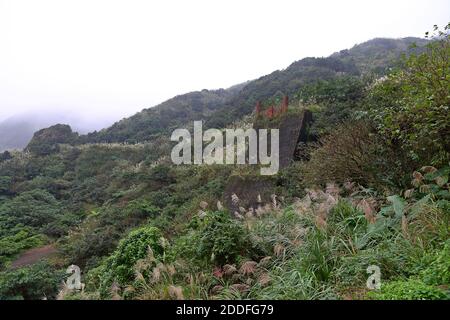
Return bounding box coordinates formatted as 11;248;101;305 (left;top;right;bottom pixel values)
0;189;64;236
0;151;12;163
0;262;64;300
368;24;450;166
0;176;12;195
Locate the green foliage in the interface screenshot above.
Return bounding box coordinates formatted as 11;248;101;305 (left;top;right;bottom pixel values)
0;229;45;267
177;211;252;265
0;151;12;162
296;76;367;136
367;25;450;166
301;228;339;282
250;266;337;300
0;175;12;195
84;89;233;144
302;121;408;188
250;206;306;258
83;37;422;143
0;189;74;238
368;279;448;300
251;177;448;300
0;31;445;301
98;226;164;291
276;162;306;200
334;37;428;74
125;199;160;219
0;262;64;300
418;241;450;286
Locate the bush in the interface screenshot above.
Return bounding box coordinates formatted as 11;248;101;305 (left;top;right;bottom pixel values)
419;241;450;286
0;189;65;237
249;268;337;300
0;262;64;300
296;75;367;137
0;176;12;195
125;199;160;219
0;229;45;266
367;25;450;166
368;279;448;300
0;151;12;163
302;121;408;188
171;211;252;265
98;225;164;293
301;228;339;282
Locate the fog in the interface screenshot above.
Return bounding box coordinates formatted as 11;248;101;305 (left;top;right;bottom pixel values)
1;0;449;129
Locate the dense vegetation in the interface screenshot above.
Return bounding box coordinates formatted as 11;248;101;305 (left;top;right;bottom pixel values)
0;27;448;300
79;37;427;144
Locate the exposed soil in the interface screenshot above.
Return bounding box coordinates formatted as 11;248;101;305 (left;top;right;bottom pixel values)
11;244;57;269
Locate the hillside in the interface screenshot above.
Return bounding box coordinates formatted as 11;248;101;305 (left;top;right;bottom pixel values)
331;37;428;72
0;31;448;301
82;88;237;144
1;37;425;151
83;37;427;144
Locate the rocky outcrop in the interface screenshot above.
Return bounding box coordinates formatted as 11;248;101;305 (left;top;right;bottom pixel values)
26;124;78;155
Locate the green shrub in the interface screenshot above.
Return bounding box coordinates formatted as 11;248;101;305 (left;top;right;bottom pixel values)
295;75;366;137
0;229;45;266
172;211;252;265
0;189;64;235
367;25;450;166
0;176;12;195
98;225;164;294
0;262;64;300
301;121;408;188
125;199;160;219
419;242;450;286
26;124;78;156
196;211;251;265
368;279;448;300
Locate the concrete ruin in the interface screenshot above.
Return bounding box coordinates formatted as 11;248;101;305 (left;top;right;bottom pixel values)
223;97;313;212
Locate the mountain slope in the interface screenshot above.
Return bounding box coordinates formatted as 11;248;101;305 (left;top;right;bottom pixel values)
0;37;428;150
332;37;428;72
82;88;238;144
83;37;427;143
0;30;447;301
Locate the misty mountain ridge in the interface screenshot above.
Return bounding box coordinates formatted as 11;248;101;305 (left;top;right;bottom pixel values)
84;36;427;144
0;110;130;152
1;36;428;151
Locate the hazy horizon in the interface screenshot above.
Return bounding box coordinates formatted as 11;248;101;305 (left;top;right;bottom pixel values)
1;0;449;126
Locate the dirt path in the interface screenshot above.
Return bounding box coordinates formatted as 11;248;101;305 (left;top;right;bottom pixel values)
11;244;57;269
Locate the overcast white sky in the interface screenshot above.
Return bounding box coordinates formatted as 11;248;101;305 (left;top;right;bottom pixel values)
0;0;449;127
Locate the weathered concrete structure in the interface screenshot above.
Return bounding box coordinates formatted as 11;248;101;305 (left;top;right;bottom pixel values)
223;175;275;214
253;108;313;169
223;99;313;212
